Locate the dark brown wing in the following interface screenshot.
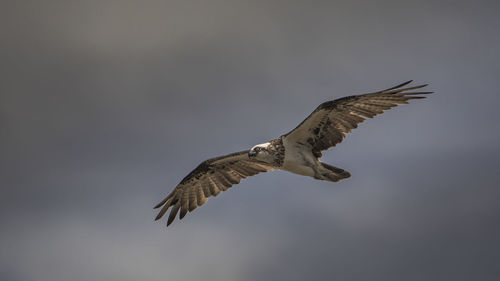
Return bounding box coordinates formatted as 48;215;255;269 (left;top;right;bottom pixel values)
154;150;275;226
283;81;432;158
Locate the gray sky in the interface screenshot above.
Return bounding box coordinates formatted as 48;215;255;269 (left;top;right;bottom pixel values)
1;1;500;280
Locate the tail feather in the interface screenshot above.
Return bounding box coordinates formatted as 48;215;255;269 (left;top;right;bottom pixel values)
320;162;351;182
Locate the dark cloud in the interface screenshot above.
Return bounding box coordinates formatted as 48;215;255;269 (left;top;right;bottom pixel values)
1;1;500;280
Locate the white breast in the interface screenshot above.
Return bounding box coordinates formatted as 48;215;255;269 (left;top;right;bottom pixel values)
281;137;316;177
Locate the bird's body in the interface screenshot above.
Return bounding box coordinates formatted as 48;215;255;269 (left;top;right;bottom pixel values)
250;135;351;182
282;137;316;177
155;81;432;226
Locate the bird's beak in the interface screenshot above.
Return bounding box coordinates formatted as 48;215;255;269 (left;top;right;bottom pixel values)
248;150;257;158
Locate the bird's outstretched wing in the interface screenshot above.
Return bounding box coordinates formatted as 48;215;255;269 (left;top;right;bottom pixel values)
283;81;432;158
154;150;274;226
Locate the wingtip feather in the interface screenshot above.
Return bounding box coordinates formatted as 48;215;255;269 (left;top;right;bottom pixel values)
384;80;413;91
154;202;171;221
404;91;433;95
166;204;180;226
154;192;175;209
399;80;413;87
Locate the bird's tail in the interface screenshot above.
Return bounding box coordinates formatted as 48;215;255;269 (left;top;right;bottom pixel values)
320;162;351;182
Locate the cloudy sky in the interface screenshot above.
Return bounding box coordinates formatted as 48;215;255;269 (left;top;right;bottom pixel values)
1;0;500;280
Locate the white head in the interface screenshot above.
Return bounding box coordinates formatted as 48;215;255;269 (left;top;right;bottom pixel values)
248;142;271;159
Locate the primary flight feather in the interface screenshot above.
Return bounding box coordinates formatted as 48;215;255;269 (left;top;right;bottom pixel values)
154;80;432;226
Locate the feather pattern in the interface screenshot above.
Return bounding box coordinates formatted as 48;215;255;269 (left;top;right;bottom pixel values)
154;150;274;226
283;81;432;157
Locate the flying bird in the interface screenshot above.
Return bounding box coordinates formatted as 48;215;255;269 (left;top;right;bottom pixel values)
154;81;432;226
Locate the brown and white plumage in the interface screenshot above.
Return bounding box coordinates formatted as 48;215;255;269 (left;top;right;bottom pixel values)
154;81;432;226
283;80;432;158
154;151;275;226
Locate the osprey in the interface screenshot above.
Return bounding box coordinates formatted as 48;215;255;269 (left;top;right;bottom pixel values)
155;81;432;226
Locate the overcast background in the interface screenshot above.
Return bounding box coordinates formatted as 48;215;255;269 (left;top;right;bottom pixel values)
1;1;500;280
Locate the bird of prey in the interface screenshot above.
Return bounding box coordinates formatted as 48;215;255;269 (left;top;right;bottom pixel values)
154;81;432;226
